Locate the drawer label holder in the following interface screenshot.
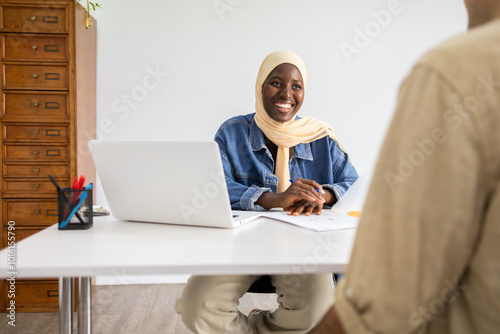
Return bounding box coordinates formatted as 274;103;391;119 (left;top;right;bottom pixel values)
42;16;59;24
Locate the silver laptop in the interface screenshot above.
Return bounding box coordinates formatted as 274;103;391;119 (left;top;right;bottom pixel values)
88;140;263;228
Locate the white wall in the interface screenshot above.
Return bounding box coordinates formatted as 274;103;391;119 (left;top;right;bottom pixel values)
91;0;467;284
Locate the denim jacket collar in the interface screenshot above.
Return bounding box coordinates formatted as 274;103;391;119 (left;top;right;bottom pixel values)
249;116;313;161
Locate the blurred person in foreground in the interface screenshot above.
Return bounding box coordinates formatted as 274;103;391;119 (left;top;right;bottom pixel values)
309;0;500;333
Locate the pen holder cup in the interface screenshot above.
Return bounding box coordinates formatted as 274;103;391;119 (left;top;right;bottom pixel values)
57;187;93;230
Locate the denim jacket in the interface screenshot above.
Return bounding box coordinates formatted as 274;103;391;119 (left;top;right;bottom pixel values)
214;113;359;210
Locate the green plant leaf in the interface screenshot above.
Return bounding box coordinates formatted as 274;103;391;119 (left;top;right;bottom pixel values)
77;0;102;12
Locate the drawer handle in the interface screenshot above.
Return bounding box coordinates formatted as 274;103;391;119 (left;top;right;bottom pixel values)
33;102;39;107
31;15;36;21
34;184;40;189
33;168;40;173
34;210;40;215
33;150;39;155
33;74;38;79
33;130;40;135
32;44;38;50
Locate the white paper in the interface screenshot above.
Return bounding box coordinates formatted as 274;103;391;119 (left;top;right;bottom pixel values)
263;211;359;232
262;168;373;231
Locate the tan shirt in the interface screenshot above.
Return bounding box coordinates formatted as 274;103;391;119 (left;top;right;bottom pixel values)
335;19;500;333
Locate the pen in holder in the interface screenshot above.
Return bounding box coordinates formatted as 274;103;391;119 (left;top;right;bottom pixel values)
57;184;93;230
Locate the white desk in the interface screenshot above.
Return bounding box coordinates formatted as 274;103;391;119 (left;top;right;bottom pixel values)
0;216;357;333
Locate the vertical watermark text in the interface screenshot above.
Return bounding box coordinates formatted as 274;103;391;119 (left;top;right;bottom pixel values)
6;220;16;327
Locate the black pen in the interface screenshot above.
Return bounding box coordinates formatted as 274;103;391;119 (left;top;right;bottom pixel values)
289;179;325;194
48;174;61;190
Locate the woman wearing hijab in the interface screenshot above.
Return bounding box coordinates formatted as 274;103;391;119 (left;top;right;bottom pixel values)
175;51;358;333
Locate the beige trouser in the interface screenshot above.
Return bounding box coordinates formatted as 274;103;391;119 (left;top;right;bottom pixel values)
175;274;335;334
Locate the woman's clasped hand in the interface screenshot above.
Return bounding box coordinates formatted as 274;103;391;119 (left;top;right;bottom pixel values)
284;178;333;216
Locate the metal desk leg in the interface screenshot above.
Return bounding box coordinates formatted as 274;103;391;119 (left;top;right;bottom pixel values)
59;277;73;334
78;276;92;334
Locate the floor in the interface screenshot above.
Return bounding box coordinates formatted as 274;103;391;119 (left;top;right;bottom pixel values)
2;284;279;334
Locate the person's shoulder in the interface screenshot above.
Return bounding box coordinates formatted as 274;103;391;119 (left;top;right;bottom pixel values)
419;19;500;64
414;19;500;94
216;113;254;133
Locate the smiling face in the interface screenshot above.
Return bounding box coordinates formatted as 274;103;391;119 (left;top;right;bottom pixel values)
261;63;305;123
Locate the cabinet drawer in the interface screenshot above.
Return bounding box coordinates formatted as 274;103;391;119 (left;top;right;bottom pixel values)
2;63;68;90
3;124;69;143
2;279;58;312
3;163;69;178
1;4;67;34
2;34;68;62
4;200;58;226
4;144;68;162
2;91;69;121
3;178;68;197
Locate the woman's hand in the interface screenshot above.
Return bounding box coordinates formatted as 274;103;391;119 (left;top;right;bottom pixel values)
256;178;333;214
285;198;323;216
283;178;325;216
284;180;336;216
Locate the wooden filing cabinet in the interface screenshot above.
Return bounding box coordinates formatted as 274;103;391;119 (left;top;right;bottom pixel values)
0;0;96;312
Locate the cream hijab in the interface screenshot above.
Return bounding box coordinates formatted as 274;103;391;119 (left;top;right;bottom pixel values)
254;50;342;193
